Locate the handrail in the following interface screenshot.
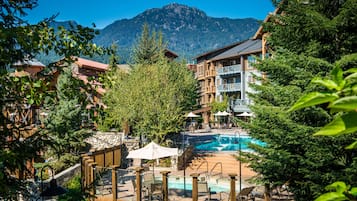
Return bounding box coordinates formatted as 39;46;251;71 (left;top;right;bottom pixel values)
209;162;223;178
196;160;208;174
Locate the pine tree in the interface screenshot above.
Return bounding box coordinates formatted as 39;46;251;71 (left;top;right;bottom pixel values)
241;1;357;200
131;23;165;65
43;68;90;159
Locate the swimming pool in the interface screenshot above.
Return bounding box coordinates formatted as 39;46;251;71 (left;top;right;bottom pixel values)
189;134;265;152
167;177;244;193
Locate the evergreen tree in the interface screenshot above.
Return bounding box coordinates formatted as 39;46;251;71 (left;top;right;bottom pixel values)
131;23;165;65
240;1;357;200
0;0;106;198
43;68;90;159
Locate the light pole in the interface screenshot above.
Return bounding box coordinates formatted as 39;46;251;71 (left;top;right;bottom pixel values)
182;131;186;197
239;131;242;192
40;164;67;200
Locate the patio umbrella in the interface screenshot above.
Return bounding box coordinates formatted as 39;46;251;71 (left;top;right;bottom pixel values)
186;112;200;118
127;141;178;173
213;111;225;116
237;112;253;122
237;112;253;117
186;112;200;132
221;111;231;116
127;141;178;160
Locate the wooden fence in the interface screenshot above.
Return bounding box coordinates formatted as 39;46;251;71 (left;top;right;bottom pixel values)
81;145;122;194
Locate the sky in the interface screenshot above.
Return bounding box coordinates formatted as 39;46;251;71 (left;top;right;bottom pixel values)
26;0;275;29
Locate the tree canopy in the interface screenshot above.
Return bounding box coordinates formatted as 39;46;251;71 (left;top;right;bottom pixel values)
0;0;105;198
101;25;198;144
240;0;357;200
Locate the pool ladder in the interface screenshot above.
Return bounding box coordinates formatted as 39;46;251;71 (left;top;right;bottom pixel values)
209;162;223;181
195;160;209;178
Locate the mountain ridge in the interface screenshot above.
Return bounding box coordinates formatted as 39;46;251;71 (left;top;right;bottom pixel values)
95;3;260;62
40;3;260;64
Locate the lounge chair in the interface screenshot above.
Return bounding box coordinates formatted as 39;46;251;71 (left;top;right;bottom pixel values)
237;186;255;201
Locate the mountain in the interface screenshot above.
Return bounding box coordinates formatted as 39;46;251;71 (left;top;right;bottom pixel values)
95;3;260;62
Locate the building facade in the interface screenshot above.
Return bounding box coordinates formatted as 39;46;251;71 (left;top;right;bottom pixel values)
193;36;267;125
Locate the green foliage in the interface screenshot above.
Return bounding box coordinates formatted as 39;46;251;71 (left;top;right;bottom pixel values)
266;0;357;63
288;56;357;200
0;1;106;198
101;25;198;143
245;1;357;200
131;23;165;65
210;94;229;113
59;174;87;201
102;58;198;143
42;68;91;159
242;51;357;200
290;54;357;143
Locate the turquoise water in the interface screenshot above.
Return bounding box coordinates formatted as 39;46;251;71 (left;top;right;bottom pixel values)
168;178;234;192
191;134;264;152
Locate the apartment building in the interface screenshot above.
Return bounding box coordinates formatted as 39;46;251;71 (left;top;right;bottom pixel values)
191;7;276;126
194;42;243;124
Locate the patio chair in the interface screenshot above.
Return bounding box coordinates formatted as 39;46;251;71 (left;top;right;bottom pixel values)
149;183;163;201
143;172;155;182
198;181;211;198
237;186;255;201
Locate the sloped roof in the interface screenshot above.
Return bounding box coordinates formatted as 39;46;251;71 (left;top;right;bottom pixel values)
253;7;280;39
194;40;245;61
164;49;179;59
12;58;45;68
74;57;108;71
211;39;262;61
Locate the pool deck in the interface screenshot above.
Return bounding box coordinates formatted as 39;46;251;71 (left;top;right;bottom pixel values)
185;127;249;136
95;128;262;201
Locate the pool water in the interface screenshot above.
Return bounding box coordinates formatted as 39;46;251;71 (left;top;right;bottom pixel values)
168;177;238;193
190;134;265;152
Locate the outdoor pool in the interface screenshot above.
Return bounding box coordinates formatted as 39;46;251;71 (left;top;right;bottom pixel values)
167;177;244;193
188;134;265;152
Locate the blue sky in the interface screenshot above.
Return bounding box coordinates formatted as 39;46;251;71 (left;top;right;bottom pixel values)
27;0;275;29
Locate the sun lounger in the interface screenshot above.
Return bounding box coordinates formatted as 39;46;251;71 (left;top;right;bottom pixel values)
237;186;255;201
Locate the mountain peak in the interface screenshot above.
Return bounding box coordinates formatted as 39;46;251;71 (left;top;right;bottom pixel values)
162;3;207;17
95;4;259;63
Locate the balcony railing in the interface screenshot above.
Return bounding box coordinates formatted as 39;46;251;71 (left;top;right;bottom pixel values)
205;86;216;93
217;83;241;92
205;70;216;77
231;99;252;113
216;64;242;75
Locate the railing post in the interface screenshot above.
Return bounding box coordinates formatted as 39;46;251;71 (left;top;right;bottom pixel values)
112;165;120;201
135;167;144;201
160;171;171;201
191;173;200;201
90;162;97;199
81;155;90;190
85;160;95;200
264;183;272;201
229;173;237;201
85;159;94;188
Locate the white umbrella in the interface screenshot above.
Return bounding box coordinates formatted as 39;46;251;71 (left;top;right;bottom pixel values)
127;141;178;174
186;112;200;118
221;111;231;116
127;141;178;160
214;111;225;116
237;112;253;117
